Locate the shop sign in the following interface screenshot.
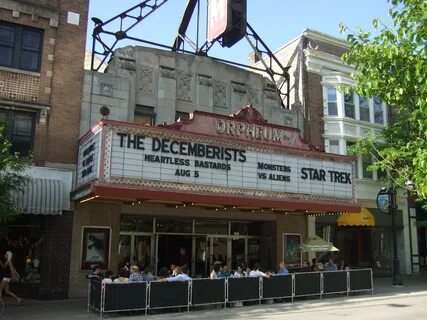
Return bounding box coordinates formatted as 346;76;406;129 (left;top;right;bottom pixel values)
108;131;353;199
76;130;102;188
207;0;229;42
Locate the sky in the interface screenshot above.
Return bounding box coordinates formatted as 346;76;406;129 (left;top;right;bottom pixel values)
86;0;393;66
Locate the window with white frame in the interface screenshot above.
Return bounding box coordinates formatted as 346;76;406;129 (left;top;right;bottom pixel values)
324;85;387;125
328;140;340;154
327;88;338;116
373;96;384;124
346;141;359;178
359;96;370;122
362;155;373;179
344;90;355;119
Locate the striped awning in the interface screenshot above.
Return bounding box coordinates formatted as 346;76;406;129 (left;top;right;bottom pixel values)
11;178;64;215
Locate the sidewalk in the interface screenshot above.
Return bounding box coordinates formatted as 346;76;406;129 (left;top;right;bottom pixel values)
3;271;427;320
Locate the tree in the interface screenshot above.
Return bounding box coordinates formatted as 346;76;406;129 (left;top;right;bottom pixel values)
0;124;31;223
340;0;427;201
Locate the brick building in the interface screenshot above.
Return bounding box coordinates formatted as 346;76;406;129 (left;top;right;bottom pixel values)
251;29;419;276
0;0;88;299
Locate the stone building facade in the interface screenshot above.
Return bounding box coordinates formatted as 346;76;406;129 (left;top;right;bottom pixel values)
0;0;88;299
69;46;359;297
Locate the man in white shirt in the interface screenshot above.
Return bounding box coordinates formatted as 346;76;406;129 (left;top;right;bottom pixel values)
249;263;269;278
166;266;192;282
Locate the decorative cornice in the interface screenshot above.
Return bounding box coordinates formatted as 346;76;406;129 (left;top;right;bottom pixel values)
230;105;267;125
304;49;354;75
302;29;349;49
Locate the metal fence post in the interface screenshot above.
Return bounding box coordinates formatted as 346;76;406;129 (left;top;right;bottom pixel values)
346;270;350;296
320;272;323;299
100;283;105;318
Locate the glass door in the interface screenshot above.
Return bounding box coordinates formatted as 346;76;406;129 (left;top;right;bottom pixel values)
209;236;230;270
247;238;261;267
192;236;208;278
118;234;131;270
134;235;154;269
119;233;154;271
231;238;246;270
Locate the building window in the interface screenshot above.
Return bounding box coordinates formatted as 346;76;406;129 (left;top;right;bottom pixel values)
0;109;36;157
362;155;373;179
346;141;359;178
0;22;43;72
377;168;387;181
359;96;370;122
373;97;384;124
327;88;338;116
329;140;340;154
134;105;155;126
175;111;189;121
344;91;355;119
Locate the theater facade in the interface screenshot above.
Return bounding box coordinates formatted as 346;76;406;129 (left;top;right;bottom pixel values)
70;105;359;296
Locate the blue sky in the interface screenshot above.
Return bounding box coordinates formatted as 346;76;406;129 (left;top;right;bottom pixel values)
87;0;392;65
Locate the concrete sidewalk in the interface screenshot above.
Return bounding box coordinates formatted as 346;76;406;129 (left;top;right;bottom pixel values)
3;271;427;320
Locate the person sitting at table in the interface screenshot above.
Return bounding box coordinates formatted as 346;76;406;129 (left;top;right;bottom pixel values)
210;261;221;279
277;261;289;275
157;267;169;280
311;258;318;271
114;268;129;283
231;264;246;278
219;265;231;278
340;260;349;271
102;270;114;284
325;257;338;271
87;265;102;281
142;265;156;282
128;265;144;282
249;263;270;278
166;266;192;282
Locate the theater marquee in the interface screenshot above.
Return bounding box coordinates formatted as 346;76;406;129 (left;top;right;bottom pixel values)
107;132;353;199
75;106;357;208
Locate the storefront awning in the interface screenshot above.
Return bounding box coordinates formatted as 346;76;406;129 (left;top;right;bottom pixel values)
337;207;376;227
11;178;64;215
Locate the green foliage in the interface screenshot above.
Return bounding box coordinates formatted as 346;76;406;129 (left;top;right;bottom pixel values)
340;0;427;200
0;124;31;223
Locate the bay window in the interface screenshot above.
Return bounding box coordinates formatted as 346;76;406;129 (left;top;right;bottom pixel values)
327;88;338;116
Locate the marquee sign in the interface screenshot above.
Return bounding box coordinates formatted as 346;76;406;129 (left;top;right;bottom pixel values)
77;107;354;202
105;130;353;199
75;106;356;205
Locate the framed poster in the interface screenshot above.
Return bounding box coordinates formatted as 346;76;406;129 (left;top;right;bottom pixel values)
81;226;111;270
282;233;301;266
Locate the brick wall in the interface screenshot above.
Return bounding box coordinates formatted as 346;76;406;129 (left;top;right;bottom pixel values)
46;0;88;164
1;0;89;300
304;72;325;148
38;210;73;299
0;0;88;165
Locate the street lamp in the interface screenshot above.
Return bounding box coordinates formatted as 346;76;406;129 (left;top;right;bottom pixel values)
377;185;403;286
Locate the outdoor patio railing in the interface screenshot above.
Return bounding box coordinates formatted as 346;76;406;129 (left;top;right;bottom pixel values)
87;268;373;317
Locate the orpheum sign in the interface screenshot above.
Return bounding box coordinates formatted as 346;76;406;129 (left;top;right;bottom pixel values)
215;118;292;144
75;106;357;209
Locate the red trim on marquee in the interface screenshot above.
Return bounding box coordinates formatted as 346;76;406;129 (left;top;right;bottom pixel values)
96;107;354;162
91;184;360;213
